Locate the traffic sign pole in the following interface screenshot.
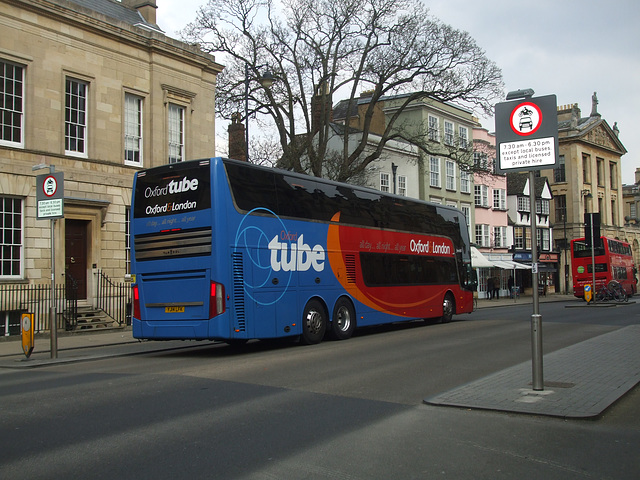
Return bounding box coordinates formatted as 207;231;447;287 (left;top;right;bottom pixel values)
496;90;558;392
34;166;64;359
530;170;543;391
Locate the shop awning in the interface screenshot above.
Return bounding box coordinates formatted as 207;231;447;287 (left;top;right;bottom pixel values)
492;260;532;270
471;246;496;268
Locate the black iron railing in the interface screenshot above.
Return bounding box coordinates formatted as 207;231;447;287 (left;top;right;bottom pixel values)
0;282;77;334
95;270;132;327
1;271;131;336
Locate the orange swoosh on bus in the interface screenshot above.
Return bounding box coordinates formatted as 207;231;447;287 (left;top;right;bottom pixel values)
327;212;433;317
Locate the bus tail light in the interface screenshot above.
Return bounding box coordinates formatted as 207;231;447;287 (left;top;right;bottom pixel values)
210;281;226;318
133;284;141;320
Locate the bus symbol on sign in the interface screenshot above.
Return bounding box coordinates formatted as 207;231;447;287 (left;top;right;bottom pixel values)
510;102;542;136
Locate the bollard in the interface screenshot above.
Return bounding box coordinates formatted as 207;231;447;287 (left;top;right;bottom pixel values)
531;314;543;391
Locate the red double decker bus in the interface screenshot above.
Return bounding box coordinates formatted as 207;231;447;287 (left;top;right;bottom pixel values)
571;236;637;299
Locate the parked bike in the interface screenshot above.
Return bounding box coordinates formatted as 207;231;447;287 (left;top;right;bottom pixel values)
595;280;628;303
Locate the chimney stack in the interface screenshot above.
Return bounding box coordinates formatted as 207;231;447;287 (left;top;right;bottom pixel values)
121;1;158;25
228;113;247;162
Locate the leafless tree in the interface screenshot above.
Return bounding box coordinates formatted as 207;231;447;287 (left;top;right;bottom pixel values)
182;0;504;182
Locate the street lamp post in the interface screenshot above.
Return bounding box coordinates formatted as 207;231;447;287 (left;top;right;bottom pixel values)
244;65;275;161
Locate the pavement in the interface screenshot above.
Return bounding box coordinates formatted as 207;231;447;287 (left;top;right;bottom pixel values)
1;293;639;419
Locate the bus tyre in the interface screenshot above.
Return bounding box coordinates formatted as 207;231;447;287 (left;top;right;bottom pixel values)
301;299;327;345
440;293;455;323
331;298;356;340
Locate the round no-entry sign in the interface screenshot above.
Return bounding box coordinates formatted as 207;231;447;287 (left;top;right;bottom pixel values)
510;102;542;136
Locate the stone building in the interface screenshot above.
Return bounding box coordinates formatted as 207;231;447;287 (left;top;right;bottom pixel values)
332;92;476;230
538;94;636;294
0;0;223;334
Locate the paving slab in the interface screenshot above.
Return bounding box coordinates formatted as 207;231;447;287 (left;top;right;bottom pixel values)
425;325;640;418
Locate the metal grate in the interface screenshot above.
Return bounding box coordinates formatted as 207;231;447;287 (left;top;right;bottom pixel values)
345;255;357;284
232;252;246;332
134;227;212;261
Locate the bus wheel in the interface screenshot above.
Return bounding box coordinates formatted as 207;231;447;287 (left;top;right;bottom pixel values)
301;299;327;345
441;293;455;323
331;298;356;340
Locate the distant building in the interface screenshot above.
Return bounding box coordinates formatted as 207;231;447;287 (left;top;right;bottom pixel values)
333;92;476;230
471;126;512;298
622;168;640;228
507;174;554;295
537;96;637;294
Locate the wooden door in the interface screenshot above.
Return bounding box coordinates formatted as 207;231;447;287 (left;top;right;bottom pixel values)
65;219;88;299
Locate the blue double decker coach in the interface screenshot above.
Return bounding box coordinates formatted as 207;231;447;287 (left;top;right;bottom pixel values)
130;157;475;344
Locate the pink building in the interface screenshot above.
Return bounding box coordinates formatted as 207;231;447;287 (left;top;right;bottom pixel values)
472;126;512;298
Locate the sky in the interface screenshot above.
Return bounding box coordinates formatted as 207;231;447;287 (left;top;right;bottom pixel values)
155;0;640;185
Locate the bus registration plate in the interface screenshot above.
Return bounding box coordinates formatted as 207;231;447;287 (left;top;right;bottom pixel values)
165;306;185;313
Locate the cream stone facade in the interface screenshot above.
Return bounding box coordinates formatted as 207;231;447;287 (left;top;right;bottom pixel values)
0;0;223;332
538;98;640;294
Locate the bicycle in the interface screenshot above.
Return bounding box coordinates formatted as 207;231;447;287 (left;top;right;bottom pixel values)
595;280;628;303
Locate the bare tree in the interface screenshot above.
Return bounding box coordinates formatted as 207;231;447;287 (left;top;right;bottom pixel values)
182;0;503;182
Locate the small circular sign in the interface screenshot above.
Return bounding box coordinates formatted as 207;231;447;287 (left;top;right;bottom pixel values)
510;102;543;136
43;175;58;197
22;315;31;332
577;266;585;274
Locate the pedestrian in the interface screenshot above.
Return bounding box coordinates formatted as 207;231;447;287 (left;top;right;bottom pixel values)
508;276;514;298
487;276;494;299
493;277;500;300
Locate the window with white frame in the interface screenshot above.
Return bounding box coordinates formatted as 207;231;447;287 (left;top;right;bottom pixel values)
474;185;488;207
493;188;506;210
458;126;468;149
124;93;143;166
475;224;490;247
380;172;390;192
0;60;24;147
535;199;549;215
541;229;550;251
460;204;471;225
517;196;530;212
444;120;454;145
430;157;440;187
430;197;442;204
65;77;88;156
536;228;551;252
461;203;471;238
445;160;456;191
493;226;507;248
397;175;407;196
474;151;488;170
428;115;439;142
0;196;23;278
460;170;470;193
168;103;184;163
